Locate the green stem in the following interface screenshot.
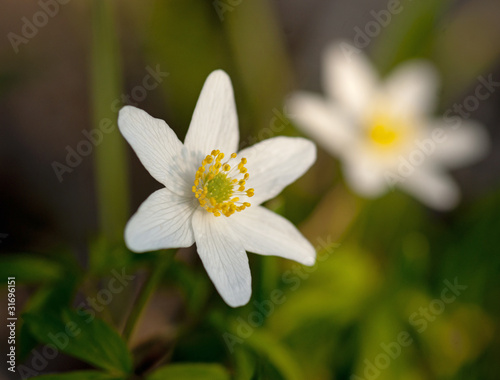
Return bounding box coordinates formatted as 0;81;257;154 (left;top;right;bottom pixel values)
123;254;172;343
91;0;129;245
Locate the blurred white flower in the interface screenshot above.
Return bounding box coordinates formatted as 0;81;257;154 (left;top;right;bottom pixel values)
118;70;316;307
287;43;489;210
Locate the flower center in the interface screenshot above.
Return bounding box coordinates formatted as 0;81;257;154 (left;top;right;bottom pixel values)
369;123;399;146
192;150;254;217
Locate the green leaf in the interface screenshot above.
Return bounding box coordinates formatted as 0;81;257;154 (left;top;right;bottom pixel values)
32;370;125;380
17;253;82;361
233;346;257;380
0;254;62;284
146;363;230;380
23;309;132;375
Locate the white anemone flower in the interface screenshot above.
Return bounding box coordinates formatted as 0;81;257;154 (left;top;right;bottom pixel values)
118;70;316;307
287;43;489;210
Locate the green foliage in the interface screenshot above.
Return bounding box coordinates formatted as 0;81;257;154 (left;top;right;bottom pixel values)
146;363;230;380
17;252;82;361
372;0;451;73
23;309;132;376
32;371;125;380
0;254;63;284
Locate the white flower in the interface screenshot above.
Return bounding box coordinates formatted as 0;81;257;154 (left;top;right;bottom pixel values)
287;43;489;210
118;70;316;307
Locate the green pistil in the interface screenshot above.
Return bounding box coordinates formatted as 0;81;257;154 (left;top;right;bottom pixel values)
206;172;233;203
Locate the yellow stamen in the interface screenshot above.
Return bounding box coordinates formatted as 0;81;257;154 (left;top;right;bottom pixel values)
192;150;254;217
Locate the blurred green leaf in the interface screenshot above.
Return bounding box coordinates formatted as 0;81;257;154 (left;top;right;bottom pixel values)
23;309;132;375
19;273;81;361
268;245;381;337
222;0;292;133
146;363;230;380
0;254;62;284
372;0;450;73
17;252;82;361
165;259;211;315
244;330;303;380
32;371;125;380
233;346;257;380
89;237;132;275
148;0;228;130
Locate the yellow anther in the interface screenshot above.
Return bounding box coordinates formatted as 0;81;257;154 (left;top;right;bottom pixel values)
192;150;254;217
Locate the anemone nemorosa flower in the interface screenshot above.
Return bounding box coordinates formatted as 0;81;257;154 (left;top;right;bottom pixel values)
287;42;489;210
118;70;316;307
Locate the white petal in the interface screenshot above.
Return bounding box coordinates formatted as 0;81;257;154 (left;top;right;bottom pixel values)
184;70;239;162
384;61;439;116
398;167;460;210
428;121;490;168
323;42;378;115
342;153;388;197
118;106;192;196
230;206;316;266
238;137;316;205
286;92;355;155
125;188;196;253
192;208;251;307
